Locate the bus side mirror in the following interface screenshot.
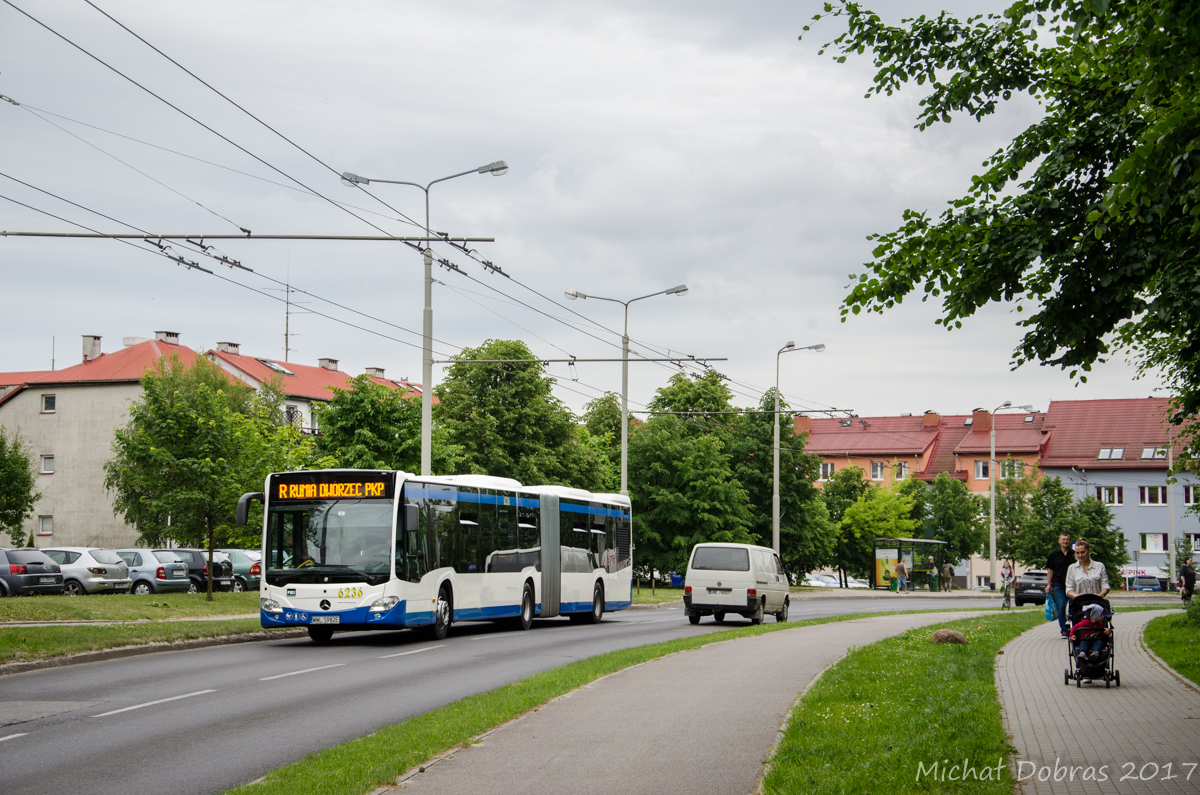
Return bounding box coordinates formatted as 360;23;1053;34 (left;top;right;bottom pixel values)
404;504;419;535
237;492;264;526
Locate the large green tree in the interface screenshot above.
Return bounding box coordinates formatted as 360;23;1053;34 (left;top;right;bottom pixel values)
728;391;837;577
104;355;321;598
627;415;754;582
923;473;987;564
316;374;463;474
646;369;735;437
434;339;612;490
0;426;40;546
806;1;1200;442
839;484;919;578
822;465;874;581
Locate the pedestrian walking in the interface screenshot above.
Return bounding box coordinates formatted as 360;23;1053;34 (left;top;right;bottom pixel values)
1180;556;1195;608
1065;538;1110;599
941;561;955;592
1044;533;1075;638
895;558;908;594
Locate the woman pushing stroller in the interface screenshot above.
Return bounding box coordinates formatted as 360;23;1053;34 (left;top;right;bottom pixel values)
1062;538;1120;687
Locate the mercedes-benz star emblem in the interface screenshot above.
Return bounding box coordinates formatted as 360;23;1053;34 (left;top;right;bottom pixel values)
319;599;331;611
717;582;722;587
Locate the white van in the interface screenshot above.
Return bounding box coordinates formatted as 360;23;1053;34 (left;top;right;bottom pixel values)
683;543;789;625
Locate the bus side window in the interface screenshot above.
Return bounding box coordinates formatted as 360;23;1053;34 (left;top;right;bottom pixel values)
616;511;631;570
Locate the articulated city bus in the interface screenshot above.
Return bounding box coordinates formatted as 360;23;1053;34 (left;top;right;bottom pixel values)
237;469;632;642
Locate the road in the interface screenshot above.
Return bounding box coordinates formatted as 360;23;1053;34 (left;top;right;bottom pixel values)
0;597;1000;795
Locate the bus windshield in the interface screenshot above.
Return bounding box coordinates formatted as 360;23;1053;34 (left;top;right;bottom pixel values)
265;498;393;586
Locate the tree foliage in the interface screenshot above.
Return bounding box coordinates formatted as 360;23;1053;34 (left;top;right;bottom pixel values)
839;484;919;569
104;355;323;597
822;465;874;579
805;1;1200;437
434;340;612;490
922;473;987;564
0;426;40;546
646;370;735;437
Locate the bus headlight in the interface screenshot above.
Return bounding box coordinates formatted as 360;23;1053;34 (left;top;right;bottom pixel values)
260;598;283;614
369;596;400;613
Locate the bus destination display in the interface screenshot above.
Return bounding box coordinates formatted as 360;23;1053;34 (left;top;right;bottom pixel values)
272;474;393;501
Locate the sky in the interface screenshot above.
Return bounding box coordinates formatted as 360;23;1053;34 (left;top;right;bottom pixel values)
0;0;1163;422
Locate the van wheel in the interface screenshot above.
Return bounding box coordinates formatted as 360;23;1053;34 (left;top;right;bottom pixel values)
714;612;725;623
688;612;701;625
429;587;452;640
585;583;604;624
512;583;534;631
776;597;789;623
308;626;334;643
750;599;764;625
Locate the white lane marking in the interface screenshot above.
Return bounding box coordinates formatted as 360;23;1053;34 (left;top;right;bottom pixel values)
259;663;345;681
0;733;28;742
470;634;509;641
91;689;216;717
639;618;683;624
380;645;444;659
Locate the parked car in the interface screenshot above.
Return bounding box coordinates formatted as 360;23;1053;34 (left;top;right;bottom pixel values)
112;549;191;594
171;549;234;593
1132;575;1163;592
42;547;132;595
1014;570;1047;606
0;548;64;596
684;543;790;624
217;549;262;592
846;576;871;589
802;573;836;588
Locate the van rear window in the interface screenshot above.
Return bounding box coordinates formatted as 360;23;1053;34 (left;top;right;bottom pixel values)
692;547;750;571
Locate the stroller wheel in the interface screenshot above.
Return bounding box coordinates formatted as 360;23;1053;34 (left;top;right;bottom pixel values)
1076;674;1082;688
1064;669;1070;686
1115;671;1121;687
1105;677;1110;688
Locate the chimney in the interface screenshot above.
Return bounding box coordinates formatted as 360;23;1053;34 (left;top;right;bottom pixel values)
922;411;941;429
216;341;241;355
793;415;812;434
364;366;385;378
972;410;992;432
154;331;180;345
82;335;102;363
318;357;339;371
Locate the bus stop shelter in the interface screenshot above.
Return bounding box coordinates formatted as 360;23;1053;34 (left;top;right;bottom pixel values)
872;537;947;590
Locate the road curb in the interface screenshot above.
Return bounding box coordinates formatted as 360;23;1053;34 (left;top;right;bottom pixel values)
0;628;307;677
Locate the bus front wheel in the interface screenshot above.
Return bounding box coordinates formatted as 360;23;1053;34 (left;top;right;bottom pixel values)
429;587;452;641
308;626;334;643
585;583;604;624
513;583;534;631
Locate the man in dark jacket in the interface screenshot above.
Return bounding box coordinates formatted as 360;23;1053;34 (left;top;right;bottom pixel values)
1181;556;1196;608
1044;533;1075;637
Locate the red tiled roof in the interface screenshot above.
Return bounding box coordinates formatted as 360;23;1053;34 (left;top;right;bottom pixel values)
0;370;53;386
917;416;973;480
1039;398;1177;470
27;340;204;385
804;415;939;457
208;350;422;402
954;413;1047;455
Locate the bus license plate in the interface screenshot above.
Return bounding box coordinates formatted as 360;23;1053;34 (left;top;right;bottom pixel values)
39;577;56;584
311;616;340;625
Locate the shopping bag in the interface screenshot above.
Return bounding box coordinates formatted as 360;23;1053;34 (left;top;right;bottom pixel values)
1045;599;1055;621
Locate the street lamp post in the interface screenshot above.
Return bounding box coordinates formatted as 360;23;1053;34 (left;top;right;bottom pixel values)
773;342;824;555
341;161;508;476
564;285;689;495
989;401;1034;588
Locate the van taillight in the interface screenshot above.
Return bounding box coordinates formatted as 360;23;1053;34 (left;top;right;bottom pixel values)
684;586;691;595
156;567;166;580
250;563;260;576
9;564;27;575
747;588;757;598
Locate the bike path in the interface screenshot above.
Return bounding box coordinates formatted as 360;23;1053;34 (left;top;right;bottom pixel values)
374;611;986;795
998;609;1199;794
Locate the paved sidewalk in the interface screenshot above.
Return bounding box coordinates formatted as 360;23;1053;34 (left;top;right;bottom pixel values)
381;611;985;795
998;609;1200;794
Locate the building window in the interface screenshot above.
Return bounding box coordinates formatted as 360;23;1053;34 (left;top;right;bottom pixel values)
38;516;53;536
1192;534;1200;552
1140;533;1168;553
1095;486;1123;505
40;455;54;474
895;462;909;481
1185;485;1198;505
1097;447;1124;460
870;462;885;481
1139;486;1168;505
819;462;834;481
1141;446;1168;460
974;460;989;480
1000;460;1024;479
41;394;56;413
285;405;301;426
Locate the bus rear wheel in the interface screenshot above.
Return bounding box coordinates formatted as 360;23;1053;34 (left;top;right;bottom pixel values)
585;583;604;624
512;583;534;631
429;587;452;641
308;626;334;643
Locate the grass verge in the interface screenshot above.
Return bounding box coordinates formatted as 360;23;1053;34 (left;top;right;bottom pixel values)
0;591;260;622
762;610;1043;795
225;608;985;795
0;618;289;665
1143;612;1200;688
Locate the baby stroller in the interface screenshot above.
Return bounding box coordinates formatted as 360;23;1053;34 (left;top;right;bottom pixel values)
1063;594;1120;688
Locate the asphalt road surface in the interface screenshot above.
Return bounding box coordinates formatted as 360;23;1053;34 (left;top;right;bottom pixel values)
0;597;996;795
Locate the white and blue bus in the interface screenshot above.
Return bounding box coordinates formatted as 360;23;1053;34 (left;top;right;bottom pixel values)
237;469;633;642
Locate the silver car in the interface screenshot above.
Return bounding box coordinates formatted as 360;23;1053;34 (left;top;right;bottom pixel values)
42;547;132;595
111;549;191;595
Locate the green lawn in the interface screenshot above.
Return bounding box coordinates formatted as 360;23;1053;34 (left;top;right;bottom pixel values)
0;591;260;622
0;618;295;665
1143;611;1200;688
762;611;1043;795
